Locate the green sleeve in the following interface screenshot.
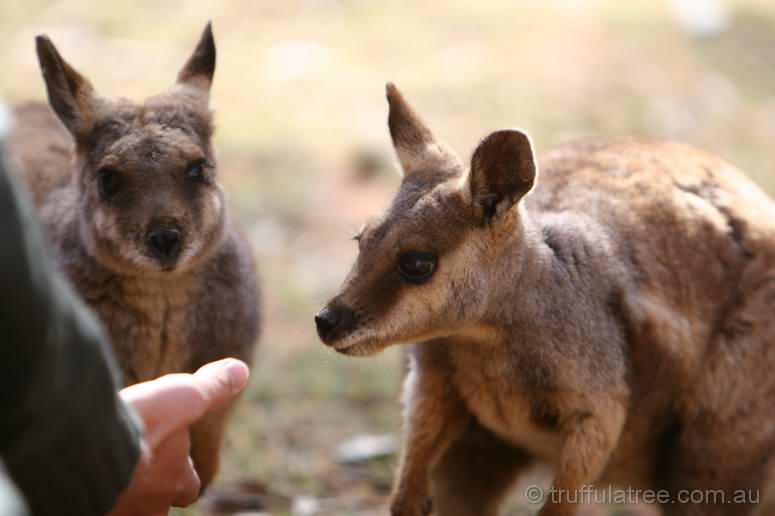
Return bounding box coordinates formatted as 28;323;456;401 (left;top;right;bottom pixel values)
0;140;142;516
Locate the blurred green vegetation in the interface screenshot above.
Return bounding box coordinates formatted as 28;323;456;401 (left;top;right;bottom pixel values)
1;1;774;514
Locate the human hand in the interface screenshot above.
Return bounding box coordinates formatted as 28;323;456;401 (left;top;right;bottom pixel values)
108;358;250;516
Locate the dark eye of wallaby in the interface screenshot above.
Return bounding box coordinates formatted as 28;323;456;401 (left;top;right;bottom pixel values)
97;168;120;198
186;159;210;183
397;252;437;284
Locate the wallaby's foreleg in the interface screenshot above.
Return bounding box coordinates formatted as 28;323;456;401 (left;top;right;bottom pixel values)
391;349;471;516
431;420;533;516
189;399;238;492
539;401;626;516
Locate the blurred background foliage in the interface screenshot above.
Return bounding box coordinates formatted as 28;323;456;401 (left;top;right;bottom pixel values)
1;0;774;514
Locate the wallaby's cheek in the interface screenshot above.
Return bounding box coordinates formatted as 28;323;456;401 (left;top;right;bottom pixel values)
183;188;225;263
333;221;479;347
335;266;446;347
201;189;225;239
93;208;121;242
86;204;158;271
356;269;403;320
374;241;487;342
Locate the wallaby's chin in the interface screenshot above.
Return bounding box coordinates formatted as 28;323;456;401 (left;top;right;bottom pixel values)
137;247;211;276
93;251;179;277
321;325;395;357
326;326;445;357
332;338;390;358
326;322;494;357
89;240;210;278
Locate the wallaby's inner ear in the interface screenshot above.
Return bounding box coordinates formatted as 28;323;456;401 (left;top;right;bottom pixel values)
35;35;97;142
386;83;461;176
176;22;216;95
468;129;537;222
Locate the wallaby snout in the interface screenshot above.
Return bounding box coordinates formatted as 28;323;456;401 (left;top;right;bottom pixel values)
314;303;356;344
147;226;182;263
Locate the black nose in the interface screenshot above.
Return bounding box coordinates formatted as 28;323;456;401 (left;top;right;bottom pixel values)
314;307;340;340
148;228;182;261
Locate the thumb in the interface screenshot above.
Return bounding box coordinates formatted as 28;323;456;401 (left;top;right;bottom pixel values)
120;358;250;445
191;358;250;413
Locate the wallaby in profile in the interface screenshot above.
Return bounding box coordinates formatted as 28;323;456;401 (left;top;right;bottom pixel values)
315;84;775;516
7;24;261;488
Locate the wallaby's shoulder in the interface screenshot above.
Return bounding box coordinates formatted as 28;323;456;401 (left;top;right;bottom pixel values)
189;224;261;365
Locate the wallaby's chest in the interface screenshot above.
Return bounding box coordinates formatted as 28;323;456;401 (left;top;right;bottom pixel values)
86;279;197;385
449;345;562;460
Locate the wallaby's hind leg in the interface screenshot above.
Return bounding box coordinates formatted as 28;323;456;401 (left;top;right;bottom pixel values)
663;288;775;516
189;399;237;491
754;479;775;516
431;421;532;516
661;423;770;516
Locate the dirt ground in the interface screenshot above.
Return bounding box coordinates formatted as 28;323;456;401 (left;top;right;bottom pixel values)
2;1;775;515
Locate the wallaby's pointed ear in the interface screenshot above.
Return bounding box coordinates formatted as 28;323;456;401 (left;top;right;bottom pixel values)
35;35;97;141
176;22;216;93
468;129;537;222
386;82;460;176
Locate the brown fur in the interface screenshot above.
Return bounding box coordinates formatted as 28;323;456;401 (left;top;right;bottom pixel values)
7;24;261;489
316;84;775;515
